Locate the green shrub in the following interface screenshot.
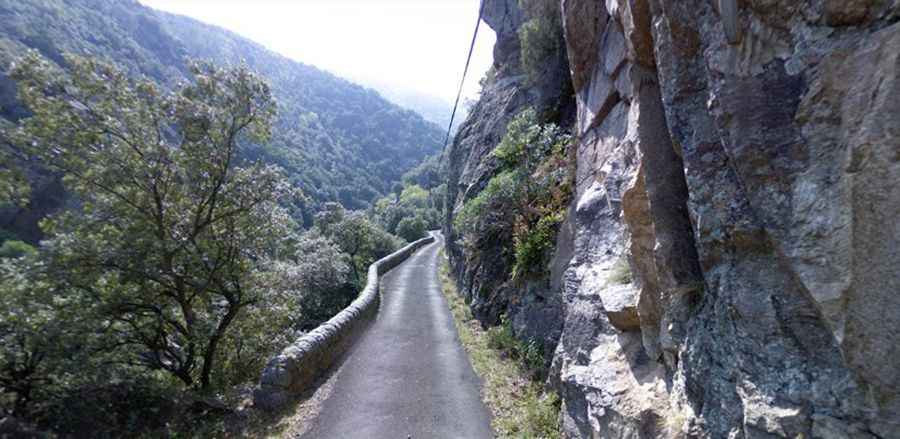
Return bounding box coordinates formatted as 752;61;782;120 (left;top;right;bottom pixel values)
396;215;427;242
454;170;519;237
512;211;563;280
463;108;572;280
487;316;545;373
0;240;36;259
517;0;563;85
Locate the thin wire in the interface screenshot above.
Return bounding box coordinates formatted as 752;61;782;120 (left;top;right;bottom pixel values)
440;0;486;159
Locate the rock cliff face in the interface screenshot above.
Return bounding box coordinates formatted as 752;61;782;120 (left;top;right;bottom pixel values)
446;0;900;437
444;0;574;358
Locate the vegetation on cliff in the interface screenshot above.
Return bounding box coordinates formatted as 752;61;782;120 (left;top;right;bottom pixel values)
518;0;565;86
439;253;560;438
455;108;572;281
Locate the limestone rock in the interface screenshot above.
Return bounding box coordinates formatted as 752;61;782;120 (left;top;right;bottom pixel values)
448;0;900;437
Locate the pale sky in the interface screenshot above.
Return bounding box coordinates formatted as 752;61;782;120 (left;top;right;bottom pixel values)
139;0;496;102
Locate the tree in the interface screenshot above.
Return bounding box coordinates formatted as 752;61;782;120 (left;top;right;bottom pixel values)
0;257;60;416
517;0;564;85
0;128;30;207
0;255;101;418
267;232;354;329
8;52;294;391
313;201;347;234
399;184;430;209
318;210;400;285
396;215;427;242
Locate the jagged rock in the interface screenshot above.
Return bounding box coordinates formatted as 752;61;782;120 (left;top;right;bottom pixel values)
448;0;900;437
561;0;606;90
444;0;574;353
824;0;873;26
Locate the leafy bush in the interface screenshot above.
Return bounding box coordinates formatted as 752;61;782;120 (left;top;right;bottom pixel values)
455;108;572;280
454;170;519;238
396;215;428;242
487;316;545;373
517;0;563;85
512;212;563;280
0;240;36;259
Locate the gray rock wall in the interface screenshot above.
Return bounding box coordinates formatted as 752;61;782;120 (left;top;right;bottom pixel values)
253;235;436;410
447;0;900;437
444;0;575;363
557;1;900;437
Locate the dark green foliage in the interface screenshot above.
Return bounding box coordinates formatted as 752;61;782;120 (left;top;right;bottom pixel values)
0;126;28;206
314;203;402;286
401;153;446;189
7;52;293;392
454;170;519;238
486;315;545;374
455;108;572;281
517;0;564;85
0;0;442;234
512;212;564;280
0;52;388;436
370;153;447;241
396;215;427;242
0;239;34;259
0;54;321;438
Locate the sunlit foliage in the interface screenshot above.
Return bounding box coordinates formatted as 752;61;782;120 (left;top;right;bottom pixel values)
455;108;572;280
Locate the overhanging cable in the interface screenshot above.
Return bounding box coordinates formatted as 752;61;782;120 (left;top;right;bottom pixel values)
440;0;486;159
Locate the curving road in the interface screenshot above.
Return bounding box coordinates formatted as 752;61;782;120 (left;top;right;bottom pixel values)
300;232;493;439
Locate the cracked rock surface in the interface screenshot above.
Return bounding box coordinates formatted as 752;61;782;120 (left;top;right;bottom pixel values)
445;0;900;437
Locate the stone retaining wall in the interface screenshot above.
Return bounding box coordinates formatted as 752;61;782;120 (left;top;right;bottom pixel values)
253;234;436;410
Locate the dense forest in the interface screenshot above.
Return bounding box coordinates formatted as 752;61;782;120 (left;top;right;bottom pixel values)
0;0;449;436
0;0;443;243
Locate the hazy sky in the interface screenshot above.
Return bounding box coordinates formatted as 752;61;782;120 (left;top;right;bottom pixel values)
138;0;496;102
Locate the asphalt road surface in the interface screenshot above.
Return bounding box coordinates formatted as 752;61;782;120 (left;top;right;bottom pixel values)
300;232;493;439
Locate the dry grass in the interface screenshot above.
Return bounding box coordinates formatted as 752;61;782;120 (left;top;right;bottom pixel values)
438;252;561;439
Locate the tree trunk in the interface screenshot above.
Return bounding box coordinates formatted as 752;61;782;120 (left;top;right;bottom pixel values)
175;368;194;388
199;304;240;391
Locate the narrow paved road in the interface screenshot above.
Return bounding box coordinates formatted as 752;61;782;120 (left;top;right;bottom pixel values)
301;232;493;439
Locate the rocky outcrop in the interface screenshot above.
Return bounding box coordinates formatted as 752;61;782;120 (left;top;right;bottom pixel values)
253;235;435;410
444;0;574;359
552;1;703;436
447;0;900;437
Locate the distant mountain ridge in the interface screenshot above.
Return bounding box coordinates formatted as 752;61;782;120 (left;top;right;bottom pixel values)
347;78;469;134
0;0;442;239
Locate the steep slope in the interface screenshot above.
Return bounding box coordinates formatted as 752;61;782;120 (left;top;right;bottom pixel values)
446;0;900;437
444;0;575;361
347;78;467;133
0;0;442;240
